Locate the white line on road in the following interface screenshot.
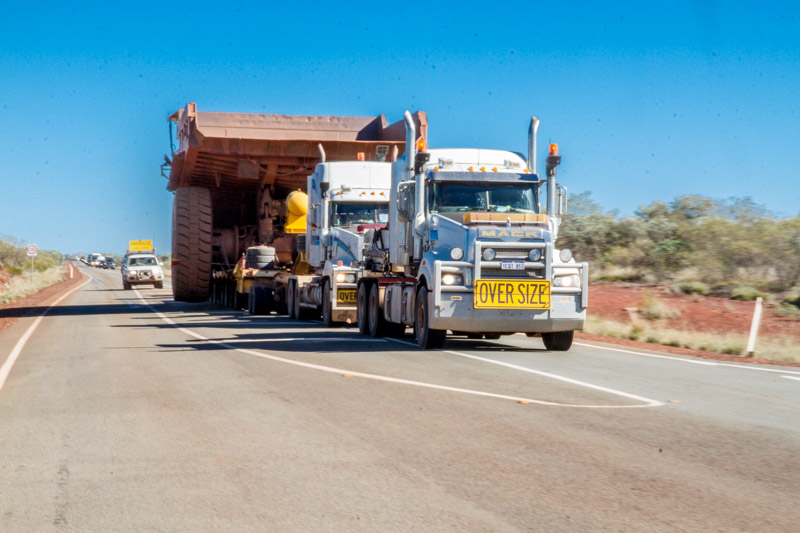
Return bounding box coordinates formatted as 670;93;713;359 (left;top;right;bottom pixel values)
782;376;800;382
387;338;663;407
573;341;800;376
0;274;93;395
137;291;662;409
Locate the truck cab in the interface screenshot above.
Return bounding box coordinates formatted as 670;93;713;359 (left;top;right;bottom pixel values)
288;161;391;325
359;112;587;350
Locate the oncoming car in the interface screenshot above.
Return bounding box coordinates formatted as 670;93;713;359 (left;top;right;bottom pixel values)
122;254;164;290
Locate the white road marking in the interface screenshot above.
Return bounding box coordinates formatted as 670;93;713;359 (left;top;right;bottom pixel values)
0;274;93;395
137;291;661;409
782;376;800;382
201;337;387;343
573;341;800;376
386;338;663;407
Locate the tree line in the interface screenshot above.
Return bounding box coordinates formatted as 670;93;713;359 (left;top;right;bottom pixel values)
557;194;800;295
0;236;64;275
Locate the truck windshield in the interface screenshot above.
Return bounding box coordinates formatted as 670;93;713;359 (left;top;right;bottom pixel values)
330;203;389;227
429;182;539;214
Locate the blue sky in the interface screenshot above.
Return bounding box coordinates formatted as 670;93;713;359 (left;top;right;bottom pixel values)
1;1;798;254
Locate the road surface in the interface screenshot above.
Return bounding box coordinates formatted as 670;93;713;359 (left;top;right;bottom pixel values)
1;265;798;531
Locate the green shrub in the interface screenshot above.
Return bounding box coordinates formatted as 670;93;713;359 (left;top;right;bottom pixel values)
782;292;800;308
675;280;709;295
730;286;769;301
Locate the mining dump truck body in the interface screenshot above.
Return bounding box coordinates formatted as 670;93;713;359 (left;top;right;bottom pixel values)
165;102;427;303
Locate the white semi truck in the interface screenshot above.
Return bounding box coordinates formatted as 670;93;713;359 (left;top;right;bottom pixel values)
356;112;587;350
287;157;391;326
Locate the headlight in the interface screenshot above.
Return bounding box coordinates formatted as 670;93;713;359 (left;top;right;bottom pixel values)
128;271;138;279
482;248;495;261
559;248;573;262
442;273;464;286
528;248;542;261
553;274;580;288
450;247;464;261
345;273;356;283
335;273;346;283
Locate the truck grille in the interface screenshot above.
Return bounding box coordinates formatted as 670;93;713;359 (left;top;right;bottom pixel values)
480;268;541;279
476;242;546;280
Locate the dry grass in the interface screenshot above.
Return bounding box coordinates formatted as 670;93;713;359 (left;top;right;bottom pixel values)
0;267;66;304
584;315;799;364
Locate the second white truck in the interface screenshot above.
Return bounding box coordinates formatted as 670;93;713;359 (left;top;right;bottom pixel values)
287;158;392;326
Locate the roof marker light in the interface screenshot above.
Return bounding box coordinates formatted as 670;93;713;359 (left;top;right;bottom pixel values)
492;167;498;172
468;166;474;172
549;143;559;156
480;166;486;172
416;138;427;151
357;152;365;161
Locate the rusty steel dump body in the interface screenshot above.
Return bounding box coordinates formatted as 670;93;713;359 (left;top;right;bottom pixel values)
165;102;427;303
168;102;427;194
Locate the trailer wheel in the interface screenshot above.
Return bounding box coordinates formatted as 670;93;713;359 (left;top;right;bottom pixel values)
542;331;574;351
287;280;298;320
249;286;266;315
172;187;213;302
356;283;369;335
414;286;446;349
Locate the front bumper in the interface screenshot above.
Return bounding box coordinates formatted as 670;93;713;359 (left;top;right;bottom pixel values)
431;290;585;332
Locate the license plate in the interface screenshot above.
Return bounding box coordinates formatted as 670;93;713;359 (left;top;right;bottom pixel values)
474;279;550;309
337;289;357;305
500;260;525;271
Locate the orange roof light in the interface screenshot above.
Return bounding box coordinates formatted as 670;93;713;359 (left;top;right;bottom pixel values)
416;138;427;152
357;152;365;161
549;143;559;156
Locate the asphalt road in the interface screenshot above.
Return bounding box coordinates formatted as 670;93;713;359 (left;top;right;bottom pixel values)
1;265;798;532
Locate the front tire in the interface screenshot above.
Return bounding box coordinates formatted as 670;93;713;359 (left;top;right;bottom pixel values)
321;279;335;327
356;282;369;335
367;283;385;337
155;281;164;289
414;286;446;349
542;331;574;351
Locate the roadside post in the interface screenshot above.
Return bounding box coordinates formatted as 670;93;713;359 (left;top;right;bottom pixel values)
26;243;38;285
745;297;763;357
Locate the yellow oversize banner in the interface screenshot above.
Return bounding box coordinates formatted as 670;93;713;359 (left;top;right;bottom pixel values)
129;240;153;252
474;279;551;309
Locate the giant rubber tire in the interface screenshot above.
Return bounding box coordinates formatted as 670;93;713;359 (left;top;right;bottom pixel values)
356;283;369;335
172;187;213;302
414;286;446;349
542;330;574;351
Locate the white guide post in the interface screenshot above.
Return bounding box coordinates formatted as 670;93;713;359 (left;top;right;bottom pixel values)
745;297;763;357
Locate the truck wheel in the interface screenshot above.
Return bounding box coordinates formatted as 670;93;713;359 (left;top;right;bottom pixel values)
249;286;265;315
287;280;298;319
356;283;369;335
172;187;213;302
123;281;131;290
367;283;386;337
483;333;501;340
155;281;164;289
414;286;446;349
542;331;574;351
321;280;335;327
